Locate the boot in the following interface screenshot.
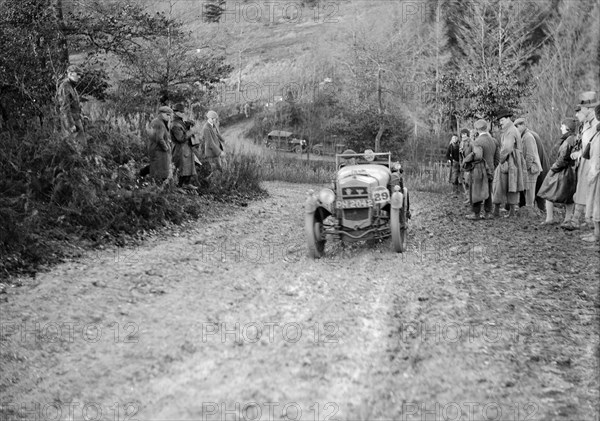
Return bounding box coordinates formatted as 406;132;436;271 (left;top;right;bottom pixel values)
504;204;516;218
493;204;501;218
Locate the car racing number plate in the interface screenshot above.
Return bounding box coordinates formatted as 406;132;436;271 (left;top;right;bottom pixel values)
336;199;373;209
372;186;390;204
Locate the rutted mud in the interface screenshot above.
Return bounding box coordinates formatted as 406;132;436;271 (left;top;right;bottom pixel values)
0;182;598;421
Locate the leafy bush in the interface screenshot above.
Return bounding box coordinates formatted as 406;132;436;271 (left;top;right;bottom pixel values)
0;122;265;279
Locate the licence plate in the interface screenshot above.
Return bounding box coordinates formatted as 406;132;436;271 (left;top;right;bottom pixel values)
336;199;373;209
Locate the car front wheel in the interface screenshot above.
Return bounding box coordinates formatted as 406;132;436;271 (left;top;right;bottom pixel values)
305;212;325;258
390;206;407;253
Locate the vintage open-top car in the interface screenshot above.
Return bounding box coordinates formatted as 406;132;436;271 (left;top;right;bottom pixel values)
305;149;410;258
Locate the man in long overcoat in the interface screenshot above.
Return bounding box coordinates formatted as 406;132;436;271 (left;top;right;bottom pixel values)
515;118;542;211
171;103;197;189
463;119;498;220
202;110;227;172
492;108;527;218
57;64;84;139
148;106;173;183
563;91;600;230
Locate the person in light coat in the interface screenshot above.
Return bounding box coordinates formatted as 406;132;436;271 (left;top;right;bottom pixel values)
582;104;600;242
563;92;600;230
491;108;527;218
202;110;227;173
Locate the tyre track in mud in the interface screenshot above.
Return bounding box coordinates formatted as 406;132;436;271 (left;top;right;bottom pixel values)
0;182;598;421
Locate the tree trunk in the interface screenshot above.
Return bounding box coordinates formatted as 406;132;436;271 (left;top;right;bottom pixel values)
375;123;385;153
53;0;70;66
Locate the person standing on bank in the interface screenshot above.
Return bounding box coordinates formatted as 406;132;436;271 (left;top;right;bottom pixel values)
538;118;578;225
515;118;542;212
202;110;227;173
148;106;173;184
57;64;85;139
491;108;527;218
170;103;197;190
463;119;498;220
563;91;600;230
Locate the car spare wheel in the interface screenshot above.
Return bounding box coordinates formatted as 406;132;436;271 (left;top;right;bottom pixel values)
391;206;407;253
305;212;325;258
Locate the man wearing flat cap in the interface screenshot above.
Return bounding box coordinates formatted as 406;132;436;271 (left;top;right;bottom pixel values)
514;118;542;212
564;91;600;230
202;110;227;173
170;103;197;190
57;64;84;138
491;108;527;218
148;106;173;183
462;119;498;219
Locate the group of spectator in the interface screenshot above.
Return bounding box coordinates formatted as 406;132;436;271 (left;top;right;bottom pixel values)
446;91;600;243
146;104;227;190
57;65;228;192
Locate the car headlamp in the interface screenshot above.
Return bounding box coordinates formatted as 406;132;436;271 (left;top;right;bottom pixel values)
318;188;336;205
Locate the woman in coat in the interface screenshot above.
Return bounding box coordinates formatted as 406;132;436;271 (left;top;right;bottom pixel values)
538;118;578;225
148;106;173;182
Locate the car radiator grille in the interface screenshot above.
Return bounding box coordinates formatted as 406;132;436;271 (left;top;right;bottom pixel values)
343;208;370;221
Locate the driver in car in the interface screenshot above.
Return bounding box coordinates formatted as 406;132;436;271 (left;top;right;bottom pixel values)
340;149;359;167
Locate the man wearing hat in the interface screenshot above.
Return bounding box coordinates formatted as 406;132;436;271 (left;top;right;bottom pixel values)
170;103;197;190
514;118;542;212
462;119;498;219
148;106;173;183
491;108;527;217
563;91;600;230
57;64;84;138
202;110;227;173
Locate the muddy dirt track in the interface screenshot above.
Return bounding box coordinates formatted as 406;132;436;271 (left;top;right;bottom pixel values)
1;182;599;421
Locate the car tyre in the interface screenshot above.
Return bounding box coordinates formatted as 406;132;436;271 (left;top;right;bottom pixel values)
294;145;303;154
391;206;407;253
305;213;325;258
312;148;322;156
268;143;277;150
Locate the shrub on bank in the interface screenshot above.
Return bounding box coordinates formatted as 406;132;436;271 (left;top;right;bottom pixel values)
0;125;265;280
